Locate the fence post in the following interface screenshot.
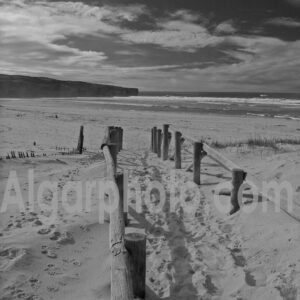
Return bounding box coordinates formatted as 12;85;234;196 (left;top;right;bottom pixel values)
157;129;162;158
193;142;203;185
109;127;120;151
125;232;146;299
151;128;154;151
77;125;84;154
108;143;118;174
120;127;123;151
175;131;182;169
153;127;157;154
163;124;169;160
116;172;128;226
110;172;134;300
230;169;246;215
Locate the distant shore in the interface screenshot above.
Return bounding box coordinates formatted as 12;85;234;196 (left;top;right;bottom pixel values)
1;95;299;120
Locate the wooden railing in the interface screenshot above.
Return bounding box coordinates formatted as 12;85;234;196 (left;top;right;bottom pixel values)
101;126;146;300
150;124;247;215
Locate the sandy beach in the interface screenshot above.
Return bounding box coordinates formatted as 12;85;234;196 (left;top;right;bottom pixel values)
0;98;300;300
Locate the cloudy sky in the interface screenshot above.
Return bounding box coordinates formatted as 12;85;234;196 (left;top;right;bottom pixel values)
0;0;300;92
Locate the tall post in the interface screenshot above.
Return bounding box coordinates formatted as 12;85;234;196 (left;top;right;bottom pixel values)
153;127;157;154
175;131;182;169
157;129;162;158
120;127;123;151
125;232;146;299
193;142;203;185
163;124;169;161
230;169;246;215
77;125;84;154
111;172;133;300
108;143;118;174
151;128;154;151
116;173;128;226
109;128;119;151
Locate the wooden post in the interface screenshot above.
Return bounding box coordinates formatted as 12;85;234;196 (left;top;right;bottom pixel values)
168;132;172;148
110;173;134;300
108;143;118;174
116;127;121;152
151;128;154;151
175;131;182;169
120;127;123;151
125;232;146;299
193;142;203;185
153;127;157;154
101;145;134;300
157;129;162;158
110;127;118;144
163;124;169;160
77;125;84;154
116;173;128;226
230;169;245;215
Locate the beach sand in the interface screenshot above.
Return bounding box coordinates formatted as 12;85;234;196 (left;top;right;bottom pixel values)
0;98;300;299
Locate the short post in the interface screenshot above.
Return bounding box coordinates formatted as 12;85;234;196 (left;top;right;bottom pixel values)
153;127;157;154
125;232;146;299
162;124;169;160
116;173;128;226
117;127;122;152
168;132;172;148
77;125;84;154
193;142;203;185
110;127;120;150
230;169;246;215
151;128;154;151
175;131;182;169
120;127;123;150
157;129;162;158
108;143;118;174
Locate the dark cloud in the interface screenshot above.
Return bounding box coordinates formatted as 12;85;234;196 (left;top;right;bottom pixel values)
0;0;299;91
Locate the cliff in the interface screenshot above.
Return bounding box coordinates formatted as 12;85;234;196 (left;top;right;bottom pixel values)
0;74;138;98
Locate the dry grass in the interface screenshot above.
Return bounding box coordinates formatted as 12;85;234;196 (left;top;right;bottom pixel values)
210;136;300;150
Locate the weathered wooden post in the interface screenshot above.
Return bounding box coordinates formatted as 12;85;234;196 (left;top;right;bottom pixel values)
120;127;123;151
77;125;84;154
193;142;203;185
150;128;154;151
153;127;157;154
157;129;162;158
168;132;172;148
125;232;146;299
109;127;120;152
101;140;134;300
230;169;246;215
110;173;133;300
115;127;121;152
116;173;128;226
108;143;118;174
175;131;182;169
163;124;169;160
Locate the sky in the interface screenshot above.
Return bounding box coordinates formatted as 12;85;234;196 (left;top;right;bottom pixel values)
0;0;300;92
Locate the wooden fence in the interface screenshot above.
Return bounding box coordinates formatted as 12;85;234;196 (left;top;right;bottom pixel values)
2;125;86;160
150;124;247;215
101;126;146;300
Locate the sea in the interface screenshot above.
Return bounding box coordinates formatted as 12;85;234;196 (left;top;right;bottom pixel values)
1;92;300;120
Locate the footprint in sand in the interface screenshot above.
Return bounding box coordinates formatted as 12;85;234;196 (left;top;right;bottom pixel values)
37;228;51;235
244;268;267;287
0;247;27;271
49;231;75;245
229;248;247;267
41;246;57;259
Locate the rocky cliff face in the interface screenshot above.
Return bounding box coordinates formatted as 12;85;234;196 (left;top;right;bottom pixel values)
0;74;138;97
